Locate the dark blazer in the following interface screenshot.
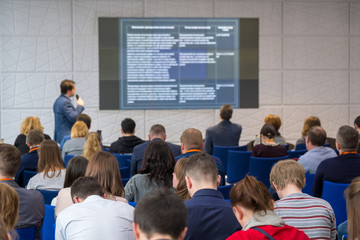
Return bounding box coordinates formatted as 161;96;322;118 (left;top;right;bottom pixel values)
131;138;181;176
204;120;242;154
14;133;51;155
14;148;39;187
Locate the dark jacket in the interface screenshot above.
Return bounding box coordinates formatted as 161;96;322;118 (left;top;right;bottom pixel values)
110;136;144;154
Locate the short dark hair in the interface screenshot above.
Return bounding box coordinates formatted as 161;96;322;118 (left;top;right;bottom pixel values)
220;104;233;120
60;79;75;94
0;144;21;177
134;188;187;239
336;125;359;152
307;126;327;146
184;152;218;186
64;156;89;188
121;118;136;134
149;124;166;137
71;177;103;201
354;116;360;128
76;114;91;129
26;129;44;146
260;124;276;139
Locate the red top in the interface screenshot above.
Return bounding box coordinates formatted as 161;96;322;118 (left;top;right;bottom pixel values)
227;225;310;240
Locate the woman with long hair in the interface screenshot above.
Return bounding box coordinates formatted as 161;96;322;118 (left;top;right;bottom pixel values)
61;121;88;160
125;141;175;202
82;132;102;161
173;157;190;201
86;151;127;202
26;140;66;190
296;116;321;146
227;176;309;239
345;177;360;240
0;183;19;238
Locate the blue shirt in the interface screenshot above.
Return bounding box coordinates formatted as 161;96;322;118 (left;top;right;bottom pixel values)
184;189;241;240
53;94;84;143
298;146;337;174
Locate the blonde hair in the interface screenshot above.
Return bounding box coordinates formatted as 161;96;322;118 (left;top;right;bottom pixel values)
83;132;102;161
346;177;360;240
0;183;19;231
301;116;321;138
264;114;282;132
180;128;203;150
71;121;88;139
269;160;305;191
38;140;65;178
174;158;191;201
20;116;44;135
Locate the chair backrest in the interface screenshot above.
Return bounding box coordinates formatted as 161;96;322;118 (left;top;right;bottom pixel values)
227;150;252;184
321;181;350;226
16;226;36;240
287;149;307;159
212;145;247;174
248;155;289;188
121;178;130;186
23;170;37;188
128;201;137;208
113;154;132;168
41;204;55;240
38;190;59;205
64;154;74;168
295;144;306;150
217;184;234;199
303;173;315;196
120;166;130;179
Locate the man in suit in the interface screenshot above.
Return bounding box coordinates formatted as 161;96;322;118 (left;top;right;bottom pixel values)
53;79;85;143
204;104;242;154
131;124;180;176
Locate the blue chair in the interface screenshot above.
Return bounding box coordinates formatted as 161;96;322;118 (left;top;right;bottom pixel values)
38;190;59;205
23;170;37;188
212;145;247;174
64;154;74;168
321;181;350;226
248;155;289;188
121;178;130;186
287;149;307;159
113;154;132;168
227;150;252;184
303;173;315;196
120;167;130;179
217;184;234;199
41;204;55;240
16;226;36;240
128;201;137;207
295;144;306;150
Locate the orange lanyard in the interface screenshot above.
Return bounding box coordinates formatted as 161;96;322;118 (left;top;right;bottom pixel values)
340;151;358;155
185;149;202;154
0;178;13;181
29;147;38;153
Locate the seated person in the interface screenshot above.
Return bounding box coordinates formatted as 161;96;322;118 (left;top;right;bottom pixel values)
0;217;11;240
55;177;135;240
82;132;102;161
252;124;288;158
344;177;360;240
0;183;19;238
62;121;88;160
173;158;191;201
14;116;51;155
271;160;336;239
26;140;66;190
14;129;45;187
125;141;175;203
60;113;91;149
110;118;144;154
133;188;187;240
295;116;321;147
254;114;286;146
298;126;337;174
184;152;241;240
354;115;360;154
227;175;309;240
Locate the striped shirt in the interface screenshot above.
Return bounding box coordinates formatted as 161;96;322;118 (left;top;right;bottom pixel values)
274;192;336;240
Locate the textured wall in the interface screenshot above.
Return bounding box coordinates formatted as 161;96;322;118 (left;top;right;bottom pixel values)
0;0;359;146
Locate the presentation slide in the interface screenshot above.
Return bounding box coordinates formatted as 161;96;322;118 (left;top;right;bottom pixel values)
118;18;240;110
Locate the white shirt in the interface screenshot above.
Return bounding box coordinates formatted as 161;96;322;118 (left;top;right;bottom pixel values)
55;195;135;240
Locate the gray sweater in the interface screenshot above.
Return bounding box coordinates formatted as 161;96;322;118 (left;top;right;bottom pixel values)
124;174;165;203
61;137;85;160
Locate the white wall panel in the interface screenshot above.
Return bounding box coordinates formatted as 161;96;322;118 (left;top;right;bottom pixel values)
259;71;282;105
351;2;360;35
350;37;360;69
260;36;282;70
74;72;99;109
350;71;360;104
146;0;214;17
74;36;98;72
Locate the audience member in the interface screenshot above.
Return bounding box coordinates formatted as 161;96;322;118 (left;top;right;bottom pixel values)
131;124;180;176
133;188;187;240
296;116;321;146
14;116;51;155
125;141;175;202
173;158;191;201
60;113;91;149
0;217;11;240
61;121;88;160
86;151;127;203
271;160;336;239
298;126;337;174
313;125;360;197
53;79;84;143
26;140;66;190
254;114;286;146
204;104;242;154
354;115;360;154
14;129;45;186
227;175;309;240
0;144;44;239
54;156;88;218
0;183;19;234
183;152;241;240
82;132;102;161
252;124;287;158
345;177;360;240
110;118;144;154
55;176;135;240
